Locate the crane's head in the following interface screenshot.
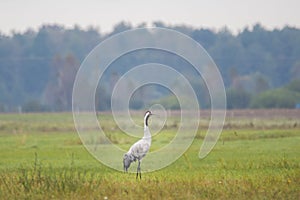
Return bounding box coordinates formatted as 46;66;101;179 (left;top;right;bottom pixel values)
123;153;135;172
145;110;152;116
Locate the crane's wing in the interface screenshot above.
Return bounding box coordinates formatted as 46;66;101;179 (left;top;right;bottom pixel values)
129;139;150;159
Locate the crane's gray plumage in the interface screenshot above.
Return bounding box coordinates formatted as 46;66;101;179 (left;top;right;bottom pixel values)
123;110;153;179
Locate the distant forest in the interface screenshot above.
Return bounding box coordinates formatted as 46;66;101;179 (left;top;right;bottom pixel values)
0;22;300;112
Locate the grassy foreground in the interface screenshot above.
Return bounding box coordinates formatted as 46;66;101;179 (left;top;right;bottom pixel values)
0;110;299;199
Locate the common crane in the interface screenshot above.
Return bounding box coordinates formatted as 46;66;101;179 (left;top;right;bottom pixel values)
123;110;153;179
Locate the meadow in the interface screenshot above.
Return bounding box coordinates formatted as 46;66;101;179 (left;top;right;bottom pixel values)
0;110;299;199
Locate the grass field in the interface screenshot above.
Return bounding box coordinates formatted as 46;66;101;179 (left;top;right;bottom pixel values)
0;110;299;199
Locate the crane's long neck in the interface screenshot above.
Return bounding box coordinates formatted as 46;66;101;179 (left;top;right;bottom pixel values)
144;113;150;127
143;114;151;140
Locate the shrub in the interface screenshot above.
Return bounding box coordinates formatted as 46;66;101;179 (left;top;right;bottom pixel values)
250;89;300;108
226;88;252;109
22;100;49;112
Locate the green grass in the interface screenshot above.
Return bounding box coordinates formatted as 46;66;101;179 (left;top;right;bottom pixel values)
0;112;299;199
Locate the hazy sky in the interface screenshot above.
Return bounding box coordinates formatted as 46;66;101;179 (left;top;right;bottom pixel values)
0;0;299;35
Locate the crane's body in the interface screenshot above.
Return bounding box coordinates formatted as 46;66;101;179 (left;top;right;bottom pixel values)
123;111;153;179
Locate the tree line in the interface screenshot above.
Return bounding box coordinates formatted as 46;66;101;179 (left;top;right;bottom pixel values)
0;22;300;112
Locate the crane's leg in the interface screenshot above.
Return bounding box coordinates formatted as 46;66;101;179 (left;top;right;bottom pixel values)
136;160;141;179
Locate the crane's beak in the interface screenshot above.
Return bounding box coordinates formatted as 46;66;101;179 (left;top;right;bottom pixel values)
151;113;159;117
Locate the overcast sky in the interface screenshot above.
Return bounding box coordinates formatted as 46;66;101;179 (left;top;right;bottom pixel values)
0;0;299;35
